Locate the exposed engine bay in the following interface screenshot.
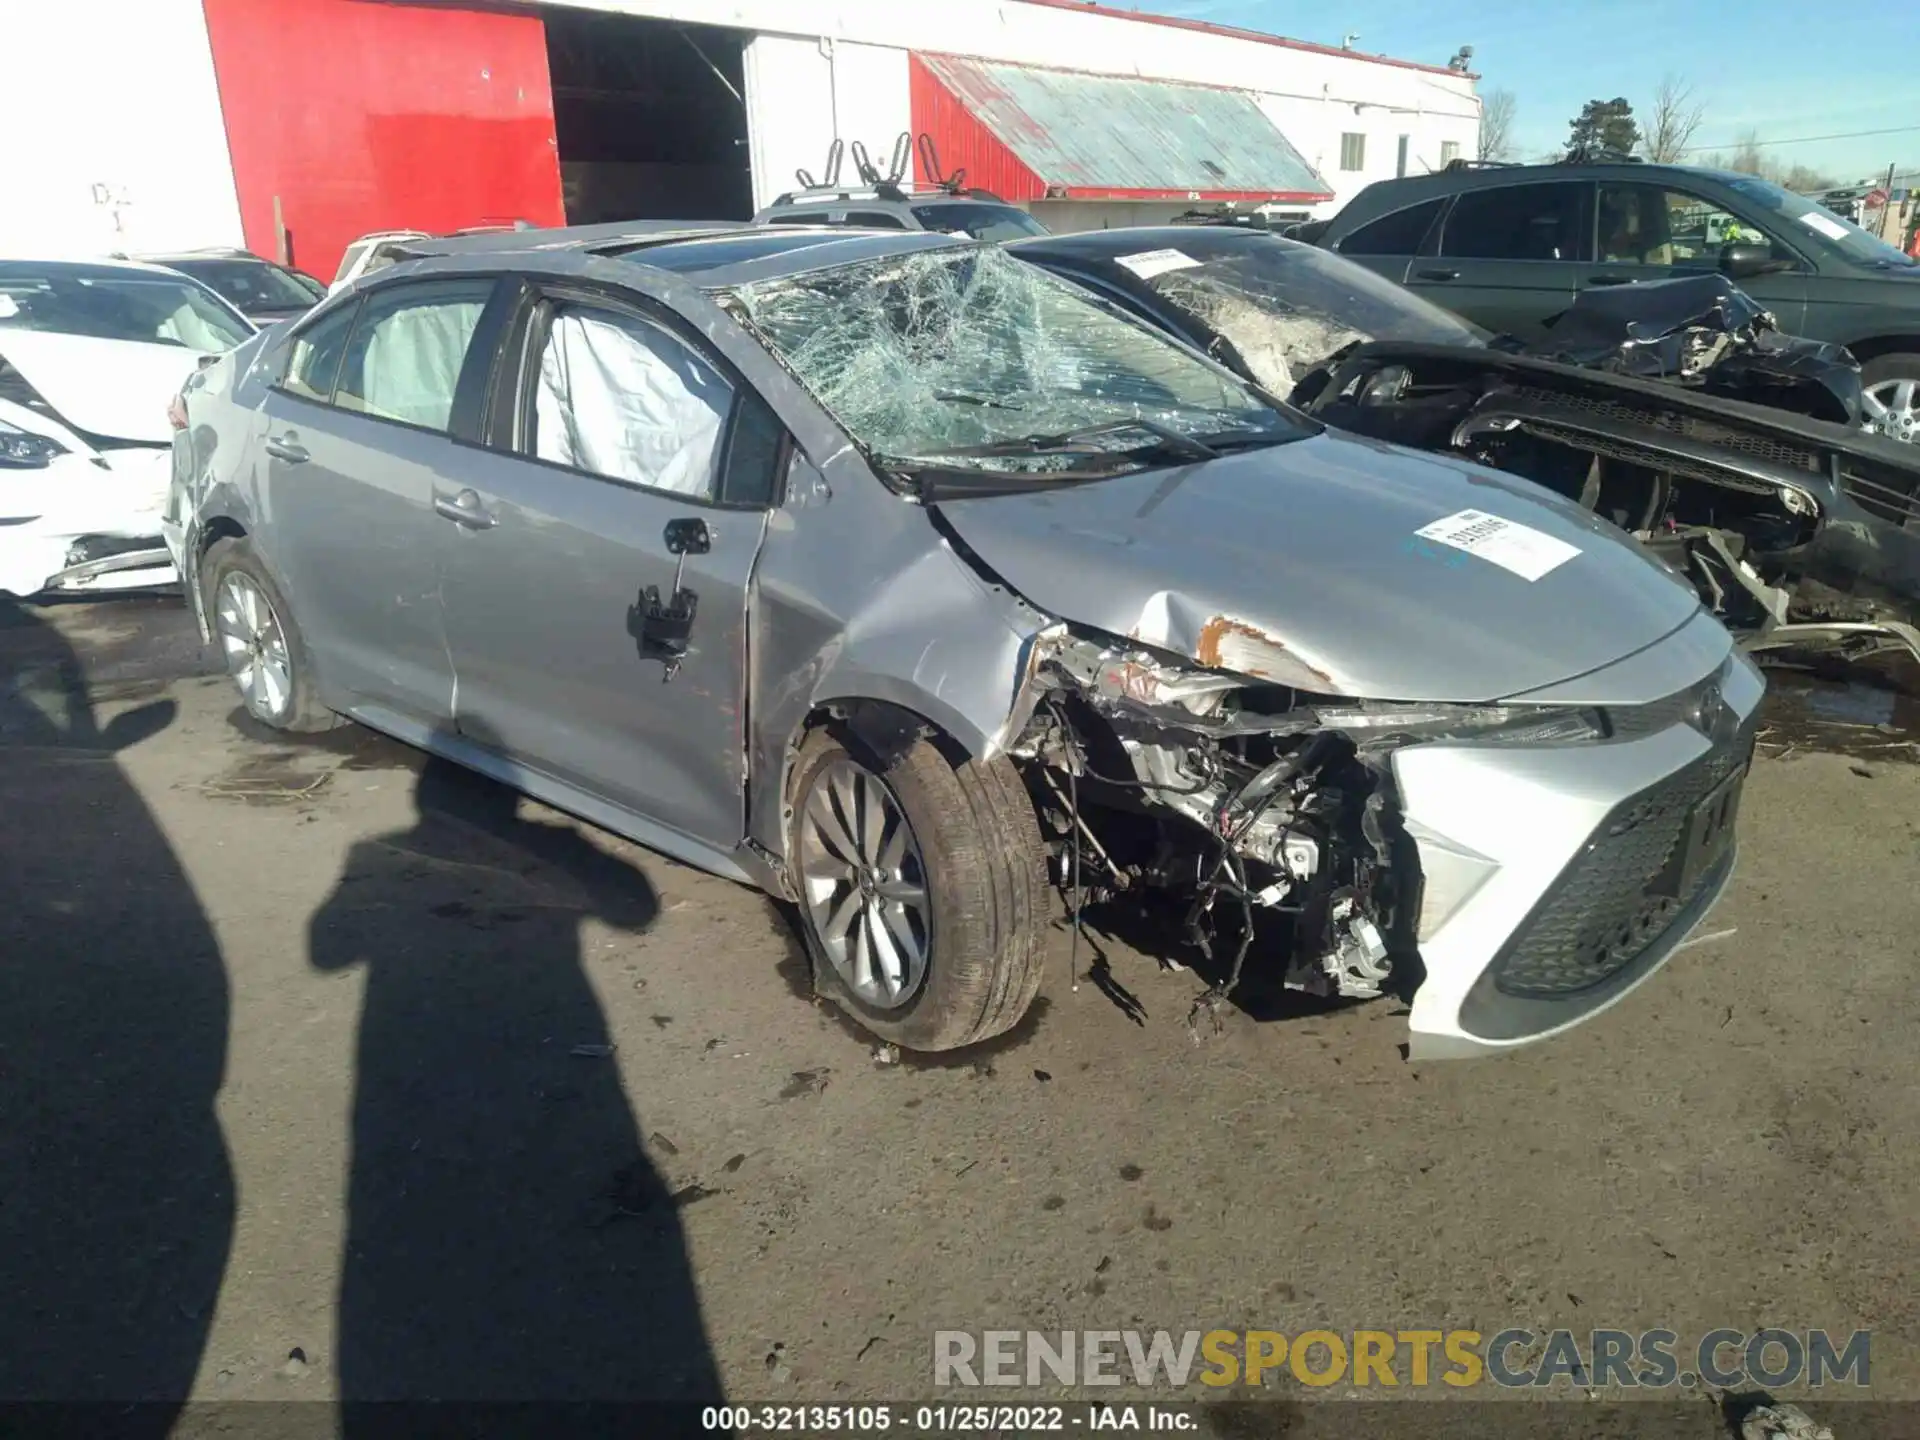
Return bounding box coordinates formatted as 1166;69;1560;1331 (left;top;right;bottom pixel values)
1293;339;1920;668
1003;629;1419;1011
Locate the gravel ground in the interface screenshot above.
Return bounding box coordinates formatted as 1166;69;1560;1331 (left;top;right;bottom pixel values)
2;595;1915;1436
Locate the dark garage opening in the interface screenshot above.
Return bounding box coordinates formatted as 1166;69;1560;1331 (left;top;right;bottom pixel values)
543;8;752;224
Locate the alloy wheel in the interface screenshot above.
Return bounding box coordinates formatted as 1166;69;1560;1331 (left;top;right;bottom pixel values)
796;758;933;1009
1863;378;1920;443
214;571;294;722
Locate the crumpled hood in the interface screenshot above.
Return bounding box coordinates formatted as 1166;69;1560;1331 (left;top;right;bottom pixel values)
0;330;210;443
934;428;1705;702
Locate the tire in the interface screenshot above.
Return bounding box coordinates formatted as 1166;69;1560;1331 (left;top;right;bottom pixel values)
787;725;1048;1051
1860;353;1920;443
201;537;341;732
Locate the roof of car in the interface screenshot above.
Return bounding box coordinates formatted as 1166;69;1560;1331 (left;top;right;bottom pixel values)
1326;158;1763;235
394;223;966;286
0;255;223;281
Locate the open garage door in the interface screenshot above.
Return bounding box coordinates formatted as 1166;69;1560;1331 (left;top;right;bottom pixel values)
202;0;565;283
544;9;752;225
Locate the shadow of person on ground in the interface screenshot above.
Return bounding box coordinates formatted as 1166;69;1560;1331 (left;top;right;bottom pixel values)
0;596;232;1428
310;734;723;1418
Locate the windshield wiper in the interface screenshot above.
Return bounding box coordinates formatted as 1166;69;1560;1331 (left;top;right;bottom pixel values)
918;417;1220;463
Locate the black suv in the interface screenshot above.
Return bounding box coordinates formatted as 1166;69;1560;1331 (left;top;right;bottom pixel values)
1315;158;1920;439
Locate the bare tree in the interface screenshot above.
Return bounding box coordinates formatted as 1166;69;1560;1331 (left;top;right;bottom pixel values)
1643;74;1705;163
1478;89;1517;162
1728;128;1767;176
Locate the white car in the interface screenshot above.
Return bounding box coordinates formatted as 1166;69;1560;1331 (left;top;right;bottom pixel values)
0;257;254;596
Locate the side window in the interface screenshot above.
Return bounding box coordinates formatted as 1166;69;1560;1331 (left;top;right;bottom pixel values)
278;301;359;402
1339;197;1446;256
844;210;909;229
717;390;788;508
1441;182;1592;262
334;281;492;431
1598;183;1780;267
528;304;735;500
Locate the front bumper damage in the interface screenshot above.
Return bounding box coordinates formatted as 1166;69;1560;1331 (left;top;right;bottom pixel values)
0;435;178;598
1002;610;1761;1059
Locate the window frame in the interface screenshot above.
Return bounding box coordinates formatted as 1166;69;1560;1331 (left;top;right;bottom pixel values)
1437;179;1596;264
271;294;363;404
1594;179;1813;275
1335;196;1448;258
1339;133;1367;172
271;276;506;440
486;279;789;513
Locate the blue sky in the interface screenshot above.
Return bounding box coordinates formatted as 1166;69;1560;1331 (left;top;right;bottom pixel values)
1131;0;1920;181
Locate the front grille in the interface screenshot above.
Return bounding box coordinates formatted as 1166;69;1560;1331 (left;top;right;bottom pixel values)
1490;726;1753;997
1841;464;1920;528
1509;384;1823;473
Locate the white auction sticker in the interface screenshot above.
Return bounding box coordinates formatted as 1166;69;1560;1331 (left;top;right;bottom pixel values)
1115;247;1202;279
1414;508;1581;581
1798;210;1852;241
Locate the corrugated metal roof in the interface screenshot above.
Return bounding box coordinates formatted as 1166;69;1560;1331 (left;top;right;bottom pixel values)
915;54;1332;202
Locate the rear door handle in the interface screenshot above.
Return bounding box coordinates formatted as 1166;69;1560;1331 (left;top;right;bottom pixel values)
1414;267;1459;281
264;435;309;463
433;488;497;530
1587;274;1637;286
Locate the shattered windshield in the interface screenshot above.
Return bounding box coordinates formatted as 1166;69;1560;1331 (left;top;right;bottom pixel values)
1138;239;1487;394
722;245;1304;477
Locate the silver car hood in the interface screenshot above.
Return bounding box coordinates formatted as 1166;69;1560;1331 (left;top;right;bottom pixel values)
933;428;1704;702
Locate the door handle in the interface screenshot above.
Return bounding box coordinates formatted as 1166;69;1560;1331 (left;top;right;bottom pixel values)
1587;274;1637;286
1414;267;1459;281
264;435;309;463
432;488;497;530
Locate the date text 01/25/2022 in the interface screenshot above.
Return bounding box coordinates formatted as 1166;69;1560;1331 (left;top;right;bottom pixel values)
701;1404;1193;1431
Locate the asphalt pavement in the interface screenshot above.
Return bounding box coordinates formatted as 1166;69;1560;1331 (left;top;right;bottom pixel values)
2;595;1915;1436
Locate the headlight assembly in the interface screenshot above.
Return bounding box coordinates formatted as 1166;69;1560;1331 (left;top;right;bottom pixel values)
1310;701;1607;747
0;419;65;469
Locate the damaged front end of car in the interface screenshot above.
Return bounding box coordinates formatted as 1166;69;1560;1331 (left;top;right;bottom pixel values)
999;626;1612;1015
1297;340;1920;668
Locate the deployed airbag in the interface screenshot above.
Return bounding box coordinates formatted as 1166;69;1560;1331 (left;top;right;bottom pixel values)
533;310;731;495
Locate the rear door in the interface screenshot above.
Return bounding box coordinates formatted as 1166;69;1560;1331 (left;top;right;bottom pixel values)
257;277;498;725
1407;180;1592;338
1587;179;1811;331
436;282;785;849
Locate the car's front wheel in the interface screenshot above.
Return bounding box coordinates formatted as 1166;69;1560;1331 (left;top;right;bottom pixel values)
1861;353;1920;443
202;538;339;732
788;726;1048;1051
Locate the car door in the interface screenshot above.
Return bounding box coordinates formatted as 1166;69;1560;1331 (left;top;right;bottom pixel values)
1407;180;1592;338
1586;180;1810;331
436;283;784;850
258;277;498;725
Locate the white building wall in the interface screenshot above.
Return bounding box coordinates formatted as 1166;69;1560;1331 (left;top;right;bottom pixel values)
553;0;1481;222
2;0;243;258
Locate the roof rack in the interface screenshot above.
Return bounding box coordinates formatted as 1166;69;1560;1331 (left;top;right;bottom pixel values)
778;131;997;208
1442;157;1521;172
1561;147;1644;165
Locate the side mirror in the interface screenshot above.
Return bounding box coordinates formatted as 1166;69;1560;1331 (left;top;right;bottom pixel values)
1721;243;1786;280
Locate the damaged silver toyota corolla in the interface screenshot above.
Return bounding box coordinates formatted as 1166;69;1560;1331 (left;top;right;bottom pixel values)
169;227;1760;1060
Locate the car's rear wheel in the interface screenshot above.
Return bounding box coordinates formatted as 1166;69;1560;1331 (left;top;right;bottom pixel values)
202;538;339;732
788;726;1048;1051
1861;353;1920;443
